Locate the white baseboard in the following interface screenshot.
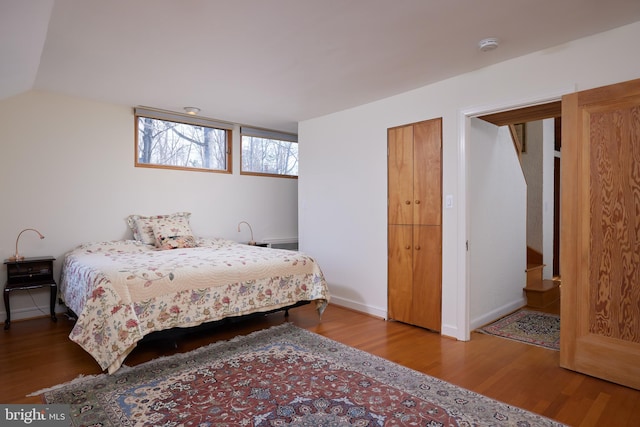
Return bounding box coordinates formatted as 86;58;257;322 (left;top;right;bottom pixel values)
470;298;526;331
329;297;467;341
328;295;387;319
440;323;462;340
0;304;66;324
262;237;298;244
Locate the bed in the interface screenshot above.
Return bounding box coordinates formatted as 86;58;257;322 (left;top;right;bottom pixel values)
59;216;329;374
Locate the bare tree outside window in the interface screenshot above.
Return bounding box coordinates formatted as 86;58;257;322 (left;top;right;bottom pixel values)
135;111;231;173
241;135;298;178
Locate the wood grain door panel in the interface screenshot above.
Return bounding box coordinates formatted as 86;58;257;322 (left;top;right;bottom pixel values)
388;126;414;225
412;225;442;331
388;225;413;323
413;119;442;226
560;78;640;390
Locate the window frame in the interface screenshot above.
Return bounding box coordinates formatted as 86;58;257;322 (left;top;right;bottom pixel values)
134;107;233;174
240;126;298;179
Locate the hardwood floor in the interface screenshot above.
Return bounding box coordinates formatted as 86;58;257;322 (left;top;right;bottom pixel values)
1;302;639;426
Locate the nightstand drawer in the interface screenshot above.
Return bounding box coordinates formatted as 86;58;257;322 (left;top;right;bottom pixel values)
7;262;54;285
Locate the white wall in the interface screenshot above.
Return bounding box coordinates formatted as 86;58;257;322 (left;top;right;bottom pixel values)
469;120;527;329
522;121;544;253
0;90;298;321
504;118;557;282
542;118;556;280
299;21;640;339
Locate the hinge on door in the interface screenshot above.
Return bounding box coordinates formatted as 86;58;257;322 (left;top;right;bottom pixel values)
466;240;469;251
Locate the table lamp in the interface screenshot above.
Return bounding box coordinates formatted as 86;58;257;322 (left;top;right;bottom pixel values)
237;221;255;245
9;228;45;261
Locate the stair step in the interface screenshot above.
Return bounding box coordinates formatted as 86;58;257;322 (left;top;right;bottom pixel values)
524;279;560;308
524;279;558;292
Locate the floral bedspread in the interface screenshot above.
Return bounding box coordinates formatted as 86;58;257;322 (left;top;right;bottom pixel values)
59;238;329;373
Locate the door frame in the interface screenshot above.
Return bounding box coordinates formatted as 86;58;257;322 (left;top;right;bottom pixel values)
456;86;573;340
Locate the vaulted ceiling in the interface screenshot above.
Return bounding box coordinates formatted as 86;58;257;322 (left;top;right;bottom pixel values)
2;0;640;133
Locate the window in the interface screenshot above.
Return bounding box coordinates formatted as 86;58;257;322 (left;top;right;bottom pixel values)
241;127;298;178
135;107;232;173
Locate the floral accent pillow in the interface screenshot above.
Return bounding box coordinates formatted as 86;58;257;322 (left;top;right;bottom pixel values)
151;216;197;250
126;212;191;245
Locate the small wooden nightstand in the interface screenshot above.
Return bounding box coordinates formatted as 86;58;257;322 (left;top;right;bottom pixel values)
3;256;57;330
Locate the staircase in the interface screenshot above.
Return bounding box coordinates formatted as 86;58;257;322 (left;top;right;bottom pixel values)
523;247;560;308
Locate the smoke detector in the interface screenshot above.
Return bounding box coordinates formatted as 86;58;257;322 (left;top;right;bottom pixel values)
478;38;499;52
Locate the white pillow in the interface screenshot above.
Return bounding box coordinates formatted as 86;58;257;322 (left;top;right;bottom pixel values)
152;215;197;250
126;212;191;245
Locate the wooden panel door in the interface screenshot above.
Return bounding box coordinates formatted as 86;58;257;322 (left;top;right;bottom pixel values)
388;125;414;225
560;78;640;390
388;117;442;332
388;225;442;331
388;225;413;323
413;119;442;226
412;225;442;331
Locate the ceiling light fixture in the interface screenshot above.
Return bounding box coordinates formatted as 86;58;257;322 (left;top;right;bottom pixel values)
184;107;200;115
478;38;499;52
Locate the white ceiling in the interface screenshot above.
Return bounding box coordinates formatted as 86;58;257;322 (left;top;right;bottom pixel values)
3;0;640;133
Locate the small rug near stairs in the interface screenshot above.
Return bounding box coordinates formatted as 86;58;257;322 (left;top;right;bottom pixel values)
36;323;565;426
479;309;560;351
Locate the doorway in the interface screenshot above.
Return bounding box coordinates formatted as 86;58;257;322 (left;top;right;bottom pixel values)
465;100;561;330
478;113;561;283
460;78;640;389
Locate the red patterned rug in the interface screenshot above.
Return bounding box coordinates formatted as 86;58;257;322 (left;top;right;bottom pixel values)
479;309;560;351
40;323;564;426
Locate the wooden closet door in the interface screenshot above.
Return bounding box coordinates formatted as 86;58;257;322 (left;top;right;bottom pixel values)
388;117;442;332
388;125;414;225
412;225;442;331
413;119;442;226
388;225;441;330
388;225;413;323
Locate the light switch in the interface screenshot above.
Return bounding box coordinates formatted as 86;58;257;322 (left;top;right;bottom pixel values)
445;194;454;208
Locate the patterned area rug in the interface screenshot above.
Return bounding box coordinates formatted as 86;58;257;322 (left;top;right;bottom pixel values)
40;323;565;426
479;309;560;350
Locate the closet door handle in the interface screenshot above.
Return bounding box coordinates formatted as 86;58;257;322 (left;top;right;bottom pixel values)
405;245;411;250
415;245;421;250
405;200;411;205
415;200;421;204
